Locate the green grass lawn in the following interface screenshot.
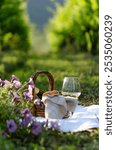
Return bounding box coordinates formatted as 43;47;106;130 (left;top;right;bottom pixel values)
0;51;99;150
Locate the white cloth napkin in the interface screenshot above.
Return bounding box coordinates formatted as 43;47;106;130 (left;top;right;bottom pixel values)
42;94;77;119
34;104;99;132
42;95;67;119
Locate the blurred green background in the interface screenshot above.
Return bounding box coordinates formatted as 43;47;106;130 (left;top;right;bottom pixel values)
0;0;99;149
0;0;98;54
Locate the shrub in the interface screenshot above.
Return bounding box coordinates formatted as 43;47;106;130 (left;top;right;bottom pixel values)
0;0;30;51
47;0;99;55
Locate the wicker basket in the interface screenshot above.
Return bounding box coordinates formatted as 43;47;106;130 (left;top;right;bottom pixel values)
31;71;55;117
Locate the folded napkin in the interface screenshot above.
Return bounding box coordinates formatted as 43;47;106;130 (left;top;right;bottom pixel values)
42;90;77;119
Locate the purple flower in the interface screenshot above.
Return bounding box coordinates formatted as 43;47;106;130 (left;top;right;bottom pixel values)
23;90;33;100
21;114;32;127
4;80;11;85
28;78;35;89
23;79;34;100
2;130;8;137
0;79;12;87
13;80;21;88
3;80;13;88
12;92;20;101
7;119;17;133
11;75;19;82
20;108;32;127
32;121;42;135
0;79;5;86
11;75;21;88
20;108;30;116
50;121;59;130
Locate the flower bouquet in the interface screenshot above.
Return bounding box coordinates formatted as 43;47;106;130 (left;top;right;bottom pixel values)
0;74;59;137
0;75;34;108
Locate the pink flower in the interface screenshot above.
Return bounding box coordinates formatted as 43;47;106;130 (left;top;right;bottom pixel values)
28;78;35;89
4;80;11;85
23;90;33;100
11;75;21;88
13;80;21;88
3;80;13;88
11;75;19;82
11;92;20;101
0;79;5;86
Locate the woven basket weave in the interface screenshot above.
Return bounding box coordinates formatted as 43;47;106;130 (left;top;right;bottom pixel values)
31;71;55;117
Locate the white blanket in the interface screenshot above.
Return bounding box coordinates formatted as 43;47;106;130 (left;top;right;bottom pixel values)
34;104;99;132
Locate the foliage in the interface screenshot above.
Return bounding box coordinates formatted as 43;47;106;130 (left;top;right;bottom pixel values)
47;0;99;55
0;128;98;150
0;0;30;51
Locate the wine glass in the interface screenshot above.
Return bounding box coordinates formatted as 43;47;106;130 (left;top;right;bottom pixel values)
61;76;81;99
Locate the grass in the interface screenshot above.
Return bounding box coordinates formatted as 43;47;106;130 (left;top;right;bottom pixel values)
0;50;99;150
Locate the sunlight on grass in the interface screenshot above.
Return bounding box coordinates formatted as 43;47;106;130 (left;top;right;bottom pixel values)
0;51;99;105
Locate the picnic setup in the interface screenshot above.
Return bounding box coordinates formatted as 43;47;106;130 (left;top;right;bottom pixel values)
30;71;99;132
0;70;99;149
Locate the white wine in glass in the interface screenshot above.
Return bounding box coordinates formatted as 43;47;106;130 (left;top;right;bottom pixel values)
61;77;81;99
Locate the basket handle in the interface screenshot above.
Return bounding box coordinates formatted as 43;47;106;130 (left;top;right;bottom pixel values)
31;71;55;100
